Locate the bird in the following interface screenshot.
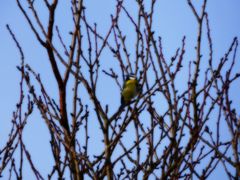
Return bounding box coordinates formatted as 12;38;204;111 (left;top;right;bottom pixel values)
121;74;141;106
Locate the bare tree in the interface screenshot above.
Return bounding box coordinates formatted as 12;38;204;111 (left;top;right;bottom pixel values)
1;0;239;179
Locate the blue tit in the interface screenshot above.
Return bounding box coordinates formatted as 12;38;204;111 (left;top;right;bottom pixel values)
121;74;141;106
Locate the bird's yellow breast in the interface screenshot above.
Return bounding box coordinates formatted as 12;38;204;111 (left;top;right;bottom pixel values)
122;79;138;103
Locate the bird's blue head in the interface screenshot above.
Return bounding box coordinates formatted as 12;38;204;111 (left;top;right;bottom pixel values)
126;73;137;80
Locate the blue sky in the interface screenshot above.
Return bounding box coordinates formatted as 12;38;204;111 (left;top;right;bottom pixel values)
0;0;240;179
